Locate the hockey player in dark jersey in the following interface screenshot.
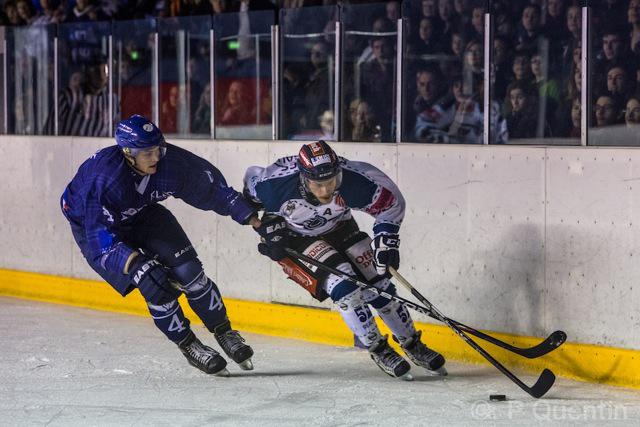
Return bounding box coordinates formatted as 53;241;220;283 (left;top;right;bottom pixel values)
244;140;446;380
61;114;259;376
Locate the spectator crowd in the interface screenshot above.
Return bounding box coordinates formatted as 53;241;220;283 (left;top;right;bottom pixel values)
6;0;640;144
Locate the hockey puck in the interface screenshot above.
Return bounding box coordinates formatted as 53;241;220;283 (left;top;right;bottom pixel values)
489;394;506;401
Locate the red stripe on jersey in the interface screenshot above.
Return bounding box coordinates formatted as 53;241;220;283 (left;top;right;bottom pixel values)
366;187;395;215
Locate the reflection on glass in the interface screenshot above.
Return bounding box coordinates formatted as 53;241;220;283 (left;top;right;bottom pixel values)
159;15;211;138
280;5;336;140
7;25;54;135
53;21;114;136
342;2;396;142
401;0;484;144
113;19;155;126
214;10;273;140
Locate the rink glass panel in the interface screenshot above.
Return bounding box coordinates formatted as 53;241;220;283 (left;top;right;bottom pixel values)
213;10;273;140
158;15;211;139
56;21;112;137
587;2;640;146
6;25;54;135
400;0;482;144
489;0;580;145
279;5;338;141
341;2;397;143
112;19;156;126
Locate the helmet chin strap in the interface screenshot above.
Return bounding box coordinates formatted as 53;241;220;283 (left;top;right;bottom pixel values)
123;152;148;176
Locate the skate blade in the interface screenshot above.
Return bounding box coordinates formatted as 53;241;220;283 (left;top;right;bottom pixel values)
238;358;254;371
214;368;231;377
424;366;448;376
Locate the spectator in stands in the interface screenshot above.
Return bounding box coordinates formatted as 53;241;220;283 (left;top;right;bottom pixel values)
625;96;640;126
493;35;512;102
318;109;334;141
629;0;640;54
463;39;483;79
515;4;544;53
510;51;535;95
50;55;116;136
3;1;23;26
449;31;465;59
594;28;632;85
467;5;484;41
301;40;331;133
556;63;581;137
386;1;400;22
437;0;459;49
192;83;211;134
15;0;34;25
447;75;482;144
67;0;104;22
161;86;179;133
357;16;393;66
564;96;581;138
605;66;633;104
544;0;568;42
219;80;254;126
594;94;623;127
347;99;381;142
31;0;65;25
412;66;454;143
454;0;470;27
414;17;442;55
360;35;394;140
505;80;540;139
531;51;561;132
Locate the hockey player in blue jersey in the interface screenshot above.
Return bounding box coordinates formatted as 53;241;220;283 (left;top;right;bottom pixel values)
61;114;260;376
244;140;446;380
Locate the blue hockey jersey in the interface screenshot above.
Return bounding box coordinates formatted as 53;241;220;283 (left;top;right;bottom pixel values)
244;156;405;237
61;143;255;276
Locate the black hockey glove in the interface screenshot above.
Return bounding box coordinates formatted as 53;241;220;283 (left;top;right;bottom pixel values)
372;234;400;276
128;255;179;305
256;215;290;262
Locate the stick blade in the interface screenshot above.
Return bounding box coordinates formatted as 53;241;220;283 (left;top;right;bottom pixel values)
528;369;556;398
521;330;568;358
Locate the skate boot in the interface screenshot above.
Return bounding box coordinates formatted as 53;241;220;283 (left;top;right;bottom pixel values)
214;319;254;370
178;330;229;376
368;335;412;381
398;330;447;376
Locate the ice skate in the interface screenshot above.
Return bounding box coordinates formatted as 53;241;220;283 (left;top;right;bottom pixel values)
178;330;229;376
368;336;412;380
399;330;447;376
214;319;254;370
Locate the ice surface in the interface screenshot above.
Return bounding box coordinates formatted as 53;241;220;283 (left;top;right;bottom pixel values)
1;297;639;426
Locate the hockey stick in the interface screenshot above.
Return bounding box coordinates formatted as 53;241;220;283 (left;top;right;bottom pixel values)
284;248;556;398
387;267;555;399
282;249;564;358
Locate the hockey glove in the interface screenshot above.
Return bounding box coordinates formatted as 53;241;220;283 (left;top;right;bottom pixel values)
129;255;179;305
256;215;290;261
372;234;400;276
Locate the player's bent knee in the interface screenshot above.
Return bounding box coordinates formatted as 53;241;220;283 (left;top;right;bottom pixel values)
170;258;208;293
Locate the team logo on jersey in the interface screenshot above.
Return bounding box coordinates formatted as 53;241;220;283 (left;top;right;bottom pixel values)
366;188;395;215
121;205;146;221
283;201;296;216
302;214;328;230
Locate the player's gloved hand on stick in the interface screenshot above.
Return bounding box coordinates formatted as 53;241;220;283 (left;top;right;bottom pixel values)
372;234;400;276
255;215;289;261
128;254;179;305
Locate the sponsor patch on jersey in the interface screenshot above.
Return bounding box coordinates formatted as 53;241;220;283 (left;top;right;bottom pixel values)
302;240;336;271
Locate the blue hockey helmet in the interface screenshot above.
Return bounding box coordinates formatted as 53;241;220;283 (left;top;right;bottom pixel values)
115;115;166;157
297;140;341;182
